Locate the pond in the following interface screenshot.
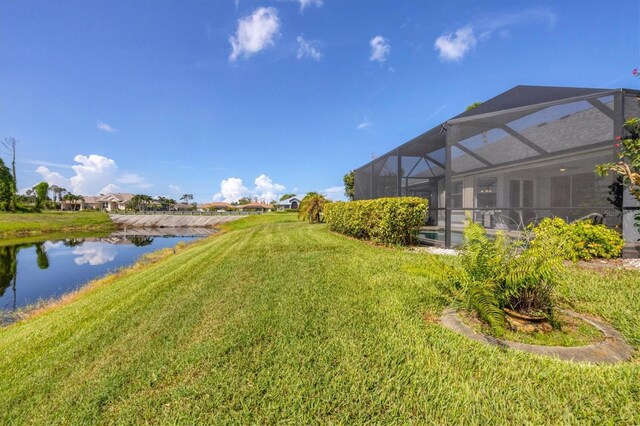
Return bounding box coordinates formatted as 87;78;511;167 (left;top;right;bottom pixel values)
0;229;214;312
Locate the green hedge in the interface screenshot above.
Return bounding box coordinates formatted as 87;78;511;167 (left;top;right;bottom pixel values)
531;217;625;260
324;197;428;245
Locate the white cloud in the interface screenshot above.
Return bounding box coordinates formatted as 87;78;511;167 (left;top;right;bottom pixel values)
100;183;120;194
357;121;373;130
97;120;116;133
254;174;285;202
369;36;390;62
35;154;123;195
24;160;72;169
70;155;118;195
296;0;323;11
229;7;280;62
478;8;557;31
213;174;286;203
322;185;347;201
169;184;181;193
214;177;249;202
434;8;556;62
296;36;322;61
35;166;70;188
73;243;117;266
116;173;153;189
434;26;477;62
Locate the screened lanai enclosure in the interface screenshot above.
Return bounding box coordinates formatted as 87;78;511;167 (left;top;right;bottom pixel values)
353;86;640;252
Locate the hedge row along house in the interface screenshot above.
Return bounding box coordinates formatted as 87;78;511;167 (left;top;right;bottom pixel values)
352;85;640;257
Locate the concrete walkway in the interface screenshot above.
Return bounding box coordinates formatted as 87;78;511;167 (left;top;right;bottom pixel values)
110;214;243;228
440;309;634;364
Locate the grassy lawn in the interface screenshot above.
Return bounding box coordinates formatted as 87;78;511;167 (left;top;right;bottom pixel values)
0;214;638;423
0;211;116;238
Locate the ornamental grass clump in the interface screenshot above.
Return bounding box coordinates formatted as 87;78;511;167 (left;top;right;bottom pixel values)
448;219;565;335
324;197;427;245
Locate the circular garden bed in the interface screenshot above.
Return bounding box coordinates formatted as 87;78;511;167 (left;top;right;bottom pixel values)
440;308;633;364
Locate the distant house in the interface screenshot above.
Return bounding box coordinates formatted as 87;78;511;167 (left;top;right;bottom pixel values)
82;196;100;210
200;202;236;212
97;193;134;212
173;202;194;211
238;202;273;212
276;196;301;210
60;193;136;212
60;195;102;211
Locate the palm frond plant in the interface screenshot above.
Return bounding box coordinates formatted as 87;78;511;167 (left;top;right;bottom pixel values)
449;216;566;335
298;192;329;224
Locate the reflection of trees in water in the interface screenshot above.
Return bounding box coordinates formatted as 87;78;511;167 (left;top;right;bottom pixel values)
63;238;85;247
0;246;18;305
0;242;51;310
35;243;49;270
127;235;154;247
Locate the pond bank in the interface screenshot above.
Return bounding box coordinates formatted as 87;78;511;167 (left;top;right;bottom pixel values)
110;213;243;228
0;211;115;239
0;231;209;319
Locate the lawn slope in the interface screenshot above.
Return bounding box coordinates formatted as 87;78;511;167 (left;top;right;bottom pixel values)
0;215;639;424
0;211;115;238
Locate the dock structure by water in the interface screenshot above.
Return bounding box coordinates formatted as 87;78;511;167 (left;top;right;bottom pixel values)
110;213;244;229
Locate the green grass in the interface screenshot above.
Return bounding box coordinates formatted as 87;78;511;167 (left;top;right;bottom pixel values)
0;211;116;238
0;214;639;423
220;211;299;231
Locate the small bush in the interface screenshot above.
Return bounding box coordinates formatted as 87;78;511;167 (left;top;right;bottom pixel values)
530;217;624;260
447;220;565;335
324;197;427;245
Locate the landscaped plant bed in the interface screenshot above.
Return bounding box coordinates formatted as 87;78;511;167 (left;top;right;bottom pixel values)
441;308;633;363
567;258;640;271
458;309;604;347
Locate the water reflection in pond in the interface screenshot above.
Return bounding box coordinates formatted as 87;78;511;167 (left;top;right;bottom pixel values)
0;231;211;311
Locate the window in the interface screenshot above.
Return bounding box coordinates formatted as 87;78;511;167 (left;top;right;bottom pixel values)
551;173;608;208
476;177;497;208
451;181;463;208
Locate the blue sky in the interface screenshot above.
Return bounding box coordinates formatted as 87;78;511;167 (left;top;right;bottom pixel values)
1;0;639;203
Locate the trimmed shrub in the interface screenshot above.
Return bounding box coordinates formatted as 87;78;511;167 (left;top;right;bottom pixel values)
324;197;427;245
530;217;624;260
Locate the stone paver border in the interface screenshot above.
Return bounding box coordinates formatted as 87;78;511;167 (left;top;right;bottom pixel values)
440;308;634;364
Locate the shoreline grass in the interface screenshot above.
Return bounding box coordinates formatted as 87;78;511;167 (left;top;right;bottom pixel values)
0;214;638;423
0;211;116;239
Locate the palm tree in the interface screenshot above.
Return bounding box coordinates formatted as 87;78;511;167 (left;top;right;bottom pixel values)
126;194;153;212
158;196;177;211
33;181;50;211
298;192;329;224
50;185;67;207
62;193;84;210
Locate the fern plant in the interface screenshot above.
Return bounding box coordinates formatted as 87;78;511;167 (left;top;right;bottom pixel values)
450;216;565;335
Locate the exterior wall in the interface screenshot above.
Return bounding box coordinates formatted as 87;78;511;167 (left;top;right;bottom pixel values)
352;87;639;251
